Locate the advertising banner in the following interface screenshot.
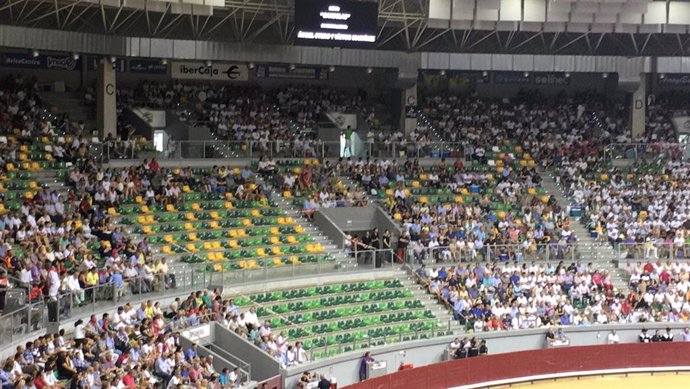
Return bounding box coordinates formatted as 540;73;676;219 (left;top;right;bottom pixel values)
255;65;327;80
129;59;168;74
171;61;249;81
1;53;82;71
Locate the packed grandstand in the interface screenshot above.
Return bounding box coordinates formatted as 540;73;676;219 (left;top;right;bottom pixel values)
2;2;690;385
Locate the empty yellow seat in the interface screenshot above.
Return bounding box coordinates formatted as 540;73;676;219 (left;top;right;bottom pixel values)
182;185;191;193
188;233;198;241
162;246;173;254
164;235;175;243
209;221;220;229
256;248;267;256
224;201;234;209
145;215;155;224
251;210;261;218
229;230;238;238
203;242;213;250
191;203;202;211
287;236;298;244
289;256;300;264
166;204;176;212
186;213;197;221
186;243;198;252
237;229;247;237
272;247;282;255
29;181;39;189
184;223;194;231
143;226;153;234
270;227;280;235
272;258;283;266
135;196;144;204
211;241;221;249
294;226;304;234
242;219;252;226
283;191;293;199
141;206;151;214
527;188;536;195
137;216;148;224
228;240;239;248
270;237;280;245
210;211;220;220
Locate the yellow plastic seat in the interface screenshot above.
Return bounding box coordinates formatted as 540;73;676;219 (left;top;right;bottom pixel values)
143;226;153;234
210;211;220;220
242;219;253;226
289;256;301;264
527;188;536;195
272;247;282;255
191;203;202;211
287;236;298;244
186;243;198;252
224;201;234;209
251;210;261;218
203;242;213;250
224;192;235;200
211;241;221;249
188;233;198;241
272;258;283;266
162;246;173;254
294;226;304;234
141;206;151;214
256;248;267;256
186;213;197;221
283;191;293;199
270;237;280;245
183;185;191;193
145;215;155;224
237;229;247;237
166;204;176;212
164;235;175;243
394;213;402;221
29;181;39;189
137;216;148;224
135;196;144;204
270;227;280;235
228;240;239;248
184;223;194;231
209;221;220;229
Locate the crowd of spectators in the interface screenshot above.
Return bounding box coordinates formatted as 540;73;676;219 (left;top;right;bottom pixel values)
349;157;575;263
560;159;690;253
415;260;632;331
0;290;248;389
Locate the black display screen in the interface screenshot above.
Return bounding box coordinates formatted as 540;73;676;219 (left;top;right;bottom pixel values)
294;0;379;47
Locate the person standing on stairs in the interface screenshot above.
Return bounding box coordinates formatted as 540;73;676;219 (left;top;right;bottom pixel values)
342;126;353;158
371;228;381;268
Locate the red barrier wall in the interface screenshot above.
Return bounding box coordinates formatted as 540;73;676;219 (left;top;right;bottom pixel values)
344;343;690;389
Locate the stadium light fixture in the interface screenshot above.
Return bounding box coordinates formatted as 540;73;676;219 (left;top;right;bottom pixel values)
366;67;373;74
289;64;296;71
32;50;39;58
329;65;336;72
161;58;168;65
659;73;665;79
248;62;255;69
602;73;609;78
440;70;446;76
565;72;571;78
72;53;80;60
205;60;212;67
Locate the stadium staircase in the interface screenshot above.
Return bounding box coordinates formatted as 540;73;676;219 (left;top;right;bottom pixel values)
41;91;96;130
253;174;357;271
539;171;628;290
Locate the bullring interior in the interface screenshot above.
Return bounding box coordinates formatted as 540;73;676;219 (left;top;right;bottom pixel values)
1;0;690;388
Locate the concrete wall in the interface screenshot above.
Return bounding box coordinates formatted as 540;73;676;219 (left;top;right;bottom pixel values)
284;322;690;388
213;323;281;381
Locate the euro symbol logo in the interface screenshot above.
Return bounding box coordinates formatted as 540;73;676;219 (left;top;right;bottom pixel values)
224;65;241;79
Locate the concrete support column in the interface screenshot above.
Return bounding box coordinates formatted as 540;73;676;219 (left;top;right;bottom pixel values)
630;73;648;141
402;84;418;136
97;59;117;138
